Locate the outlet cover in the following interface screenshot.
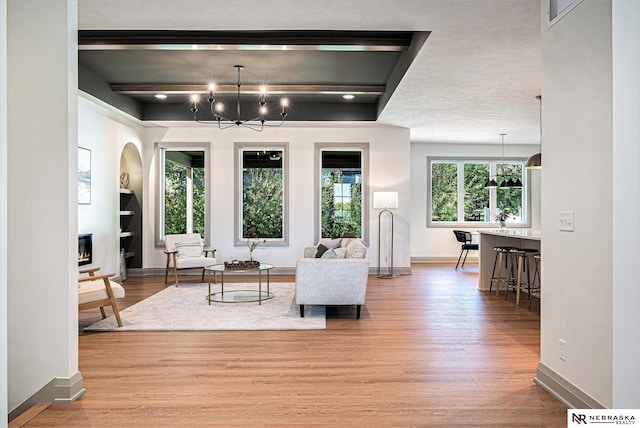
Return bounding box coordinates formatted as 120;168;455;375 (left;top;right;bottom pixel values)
559;339;567;361
559;211;575;232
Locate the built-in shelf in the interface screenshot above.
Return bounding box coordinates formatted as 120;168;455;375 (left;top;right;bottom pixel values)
120;231;134;238
119;188;135;195
119;210;134;216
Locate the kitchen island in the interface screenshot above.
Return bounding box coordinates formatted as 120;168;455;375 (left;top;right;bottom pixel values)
477;229;541;295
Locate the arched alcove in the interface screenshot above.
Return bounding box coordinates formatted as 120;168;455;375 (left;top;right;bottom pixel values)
119;143;143;272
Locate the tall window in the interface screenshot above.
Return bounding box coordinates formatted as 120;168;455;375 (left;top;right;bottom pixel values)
235;144;288;246
155;143;210;245
314;144;369;243
429;158;527;226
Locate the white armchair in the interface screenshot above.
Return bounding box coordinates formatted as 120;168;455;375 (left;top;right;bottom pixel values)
78;267;125;327
164;233;216;287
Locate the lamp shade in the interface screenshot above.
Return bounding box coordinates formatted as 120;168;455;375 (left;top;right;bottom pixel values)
373;191;398;209
525;152;542;169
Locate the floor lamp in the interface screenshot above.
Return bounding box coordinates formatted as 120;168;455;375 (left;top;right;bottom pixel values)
373;191;398;278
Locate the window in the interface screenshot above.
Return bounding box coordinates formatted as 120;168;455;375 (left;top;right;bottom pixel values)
155;142;210;246
234;143;288;246
428;158;528;226
315;144;369;243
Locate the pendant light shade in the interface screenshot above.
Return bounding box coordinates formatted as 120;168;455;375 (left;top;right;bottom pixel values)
525;152;542;169
484;178;498;188
526;95;543;169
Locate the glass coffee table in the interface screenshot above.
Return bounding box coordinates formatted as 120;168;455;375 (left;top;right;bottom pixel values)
205;263;275;305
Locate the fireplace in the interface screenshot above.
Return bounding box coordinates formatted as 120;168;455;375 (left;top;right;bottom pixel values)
78;233;93;266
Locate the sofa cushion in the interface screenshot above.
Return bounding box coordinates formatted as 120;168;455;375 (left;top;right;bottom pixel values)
175;241;203;258
334;247;348;258
314;243;329;258
320;248;337;258
346;239;367;258
341;237;356;248
317;238;342;249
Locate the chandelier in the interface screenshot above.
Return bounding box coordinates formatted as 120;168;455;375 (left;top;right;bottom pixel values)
190;65;288;131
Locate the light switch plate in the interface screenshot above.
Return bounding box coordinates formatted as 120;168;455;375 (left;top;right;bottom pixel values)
559;211;575;232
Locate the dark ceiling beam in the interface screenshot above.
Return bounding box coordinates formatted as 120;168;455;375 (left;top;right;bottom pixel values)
377;31;430;117
111;84;386;96
142;101;377;122
78;30;413;51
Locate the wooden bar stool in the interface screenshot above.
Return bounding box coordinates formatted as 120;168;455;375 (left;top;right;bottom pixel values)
489;246;518;296
528;254;541;310
505;248;539;305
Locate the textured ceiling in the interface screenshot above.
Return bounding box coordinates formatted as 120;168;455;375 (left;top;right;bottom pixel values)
78;0;542;145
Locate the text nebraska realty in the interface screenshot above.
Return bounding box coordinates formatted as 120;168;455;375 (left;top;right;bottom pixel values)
574;413;636;424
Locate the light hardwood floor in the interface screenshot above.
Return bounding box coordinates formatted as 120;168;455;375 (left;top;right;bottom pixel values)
22;265;565;427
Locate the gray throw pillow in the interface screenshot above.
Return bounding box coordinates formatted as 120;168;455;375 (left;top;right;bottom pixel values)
314;244;329;258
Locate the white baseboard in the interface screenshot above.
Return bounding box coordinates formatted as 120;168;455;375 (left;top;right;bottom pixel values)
9;372;85;422
534;362;604;409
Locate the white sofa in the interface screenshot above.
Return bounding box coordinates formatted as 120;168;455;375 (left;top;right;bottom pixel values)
295;239;370;319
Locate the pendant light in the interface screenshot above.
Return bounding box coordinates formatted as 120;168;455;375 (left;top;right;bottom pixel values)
484;134;501;188
498;133;509;188
526;95;542;169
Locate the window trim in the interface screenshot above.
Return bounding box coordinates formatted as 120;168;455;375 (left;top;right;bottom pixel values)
234;142;289;248
427;156;531;228
314;143;369;245
154;141;211;247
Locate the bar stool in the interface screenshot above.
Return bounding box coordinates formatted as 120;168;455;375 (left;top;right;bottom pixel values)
505;248;539;305
528;254;541;310
489;246;519;296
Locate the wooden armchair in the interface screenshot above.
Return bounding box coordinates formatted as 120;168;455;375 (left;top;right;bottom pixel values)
164;233;217;287
78;267;125;327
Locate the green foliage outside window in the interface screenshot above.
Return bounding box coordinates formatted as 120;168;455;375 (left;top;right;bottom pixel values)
464;163;489;221
164;159;205;236
431;160;524;223
497;163;523;220
321;169;362;238
431;163;458;222
243;167;283;238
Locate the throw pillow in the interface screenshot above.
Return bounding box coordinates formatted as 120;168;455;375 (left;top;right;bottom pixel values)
341;237;356;248
333;247;348;258
321;248;338;258
317;238;342;249
314;243;329;258
175;241;203;258
346;239;367;258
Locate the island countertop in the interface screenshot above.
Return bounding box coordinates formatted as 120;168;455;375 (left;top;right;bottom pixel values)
479;229;541;241
477;229;541;292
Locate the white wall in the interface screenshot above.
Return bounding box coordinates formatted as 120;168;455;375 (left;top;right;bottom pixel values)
611;0;640;408
143;125;411;272
410;142;541;261
1;0;8;425
7;0;80;413
541;0;613;407
78;95;144;276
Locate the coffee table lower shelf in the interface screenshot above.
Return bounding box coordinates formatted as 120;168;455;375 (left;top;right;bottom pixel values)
207;290;274;304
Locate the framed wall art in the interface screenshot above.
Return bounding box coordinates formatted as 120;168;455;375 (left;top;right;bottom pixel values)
78;147;91;205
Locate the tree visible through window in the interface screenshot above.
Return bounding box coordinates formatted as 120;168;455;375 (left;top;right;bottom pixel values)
164;151;205;236
430;159;526;224
241;150;284;239
321;151;362;238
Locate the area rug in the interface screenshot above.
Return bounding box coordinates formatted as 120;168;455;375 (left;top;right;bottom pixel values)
84;282;325;331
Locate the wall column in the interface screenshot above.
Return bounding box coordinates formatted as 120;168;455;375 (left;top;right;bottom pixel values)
1;0;9;425
7;0;82;419
612;0;640;408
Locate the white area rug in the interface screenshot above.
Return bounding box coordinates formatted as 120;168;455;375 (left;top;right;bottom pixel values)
84;282;325;331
